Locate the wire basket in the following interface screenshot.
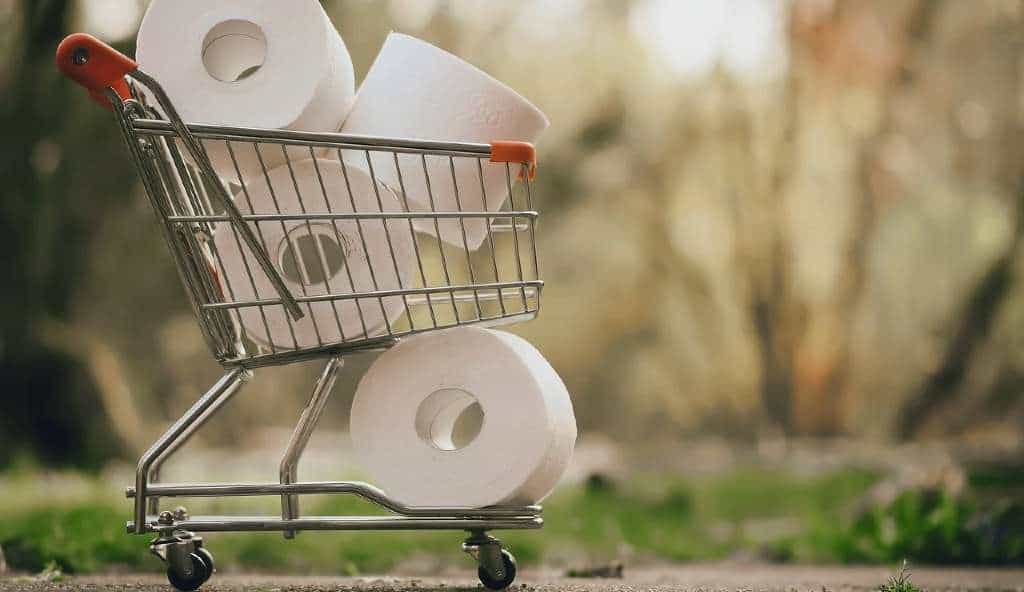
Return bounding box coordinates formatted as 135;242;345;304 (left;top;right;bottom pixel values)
131;105;542;367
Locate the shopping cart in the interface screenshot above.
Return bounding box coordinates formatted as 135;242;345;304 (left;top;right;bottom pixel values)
57;34;544;591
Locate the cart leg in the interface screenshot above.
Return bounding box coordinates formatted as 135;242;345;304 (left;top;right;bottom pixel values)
134;368;250;534
279;356;343;539
145;370;247;516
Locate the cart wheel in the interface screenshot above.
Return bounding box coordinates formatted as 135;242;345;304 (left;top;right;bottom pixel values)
194;547;215;576
166;552;211;591
477;549;517;590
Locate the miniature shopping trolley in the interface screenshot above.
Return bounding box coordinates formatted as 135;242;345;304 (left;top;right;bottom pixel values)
57;34;544;591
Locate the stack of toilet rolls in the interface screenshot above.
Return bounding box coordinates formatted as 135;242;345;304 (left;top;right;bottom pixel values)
136;1;572;508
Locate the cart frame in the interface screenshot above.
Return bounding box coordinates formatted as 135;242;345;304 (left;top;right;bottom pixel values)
56;34;544;590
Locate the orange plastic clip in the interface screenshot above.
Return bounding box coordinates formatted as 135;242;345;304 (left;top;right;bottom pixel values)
87;78;132;111
490;141;538;180
56;33;136;110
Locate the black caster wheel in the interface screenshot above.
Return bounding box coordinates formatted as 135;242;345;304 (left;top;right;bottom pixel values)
194;547;215;576
478;549;517;590
167;552;211;591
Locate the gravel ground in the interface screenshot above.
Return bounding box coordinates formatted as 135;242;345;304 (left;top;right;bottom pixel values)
2;565;1024;592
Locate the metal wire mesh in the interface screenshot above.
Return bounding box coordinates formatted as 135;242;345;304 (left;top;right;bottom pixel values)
133;122;541;366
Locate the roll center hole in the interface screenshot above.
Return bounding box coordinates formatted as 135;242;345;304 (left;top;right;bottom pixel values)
415;388;484;451
202;20;267;83
279;224;347;286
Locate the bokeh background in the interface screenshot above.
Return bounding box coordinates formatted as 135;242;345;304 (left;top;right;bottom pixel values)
2;0;1024;576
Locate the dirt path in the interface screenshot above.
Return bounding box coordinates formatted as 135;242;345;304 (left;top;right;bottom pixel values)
3;565;1024;592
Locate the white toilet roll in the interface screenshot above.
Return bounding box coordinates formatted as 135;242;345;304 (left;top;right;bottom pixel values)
351;327;577;508
340;33;549;250
137;0;356;181
212;159;414;350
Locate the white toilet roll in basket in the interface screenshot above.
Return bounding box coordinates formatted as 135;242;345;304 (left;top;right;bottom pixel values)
137;0;356;181
350;327;577;508
341;33;549;250
212;159;414;350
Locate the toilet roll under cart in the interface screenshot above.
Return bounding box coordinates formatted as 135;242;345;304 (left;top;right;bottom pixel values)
57;34;553;591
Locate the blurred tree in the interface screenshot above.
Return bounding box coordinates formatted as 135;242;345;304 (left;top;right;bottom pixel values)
1;0;1022;465
895;19;1024;441
786;0;943;434
0;0;137;468
728;0;1024;438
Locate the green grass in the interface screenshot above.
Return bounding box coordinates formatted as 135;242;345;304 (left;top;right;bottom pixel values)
798;488;1024;565
0;466;883;575
5;464;1022;574
878;561;922;592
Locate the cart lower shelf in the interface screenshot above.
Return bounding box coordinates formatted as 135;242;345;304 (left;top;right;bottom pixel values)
129;513;542;533
145;517;523;591
130;478;539;590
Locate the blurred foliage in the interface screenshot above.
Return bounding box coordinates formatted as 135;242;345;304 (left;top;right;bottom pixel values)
2;0;1023;470
796;490;1024;564
0;0;139;468
5;461;1024;571
0;466;880;573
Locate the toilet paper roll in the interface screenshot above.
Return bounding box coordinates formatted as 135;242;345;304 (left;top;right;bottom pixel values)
351;327;577;508
212;159;414;350
341;33;549;250
137;0;355;181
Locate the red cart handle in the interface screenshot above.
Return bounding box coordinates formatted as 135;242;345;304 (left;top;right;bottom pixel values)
490;141;538;180
56;33;136;109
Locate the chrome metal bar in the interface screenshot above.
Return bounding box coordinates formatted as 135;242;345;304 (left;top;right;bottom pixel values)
129;70;304;321
364;151;415;325
202;280;545;310
167;211;538;223
130;119;494;157
523;165;542;311
339;154;392;335
324;154;371;337
392;151;435;329
422;154;460;322
306;154;351;341
183;161;218;234
212;312;539;368
505;164;529;311
114;99;222;361
255;142;314;348
145;372;244;516
133;368;249;534
489;221;532;232
478;158;507;317
404;287;539;306
145;143;225;356
224;335;400;369
126;481;540;517
449;156;483;320
130;515;542;534
279;357;343;538
130;104;225;355
152;139;236;354
225;140;286;354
